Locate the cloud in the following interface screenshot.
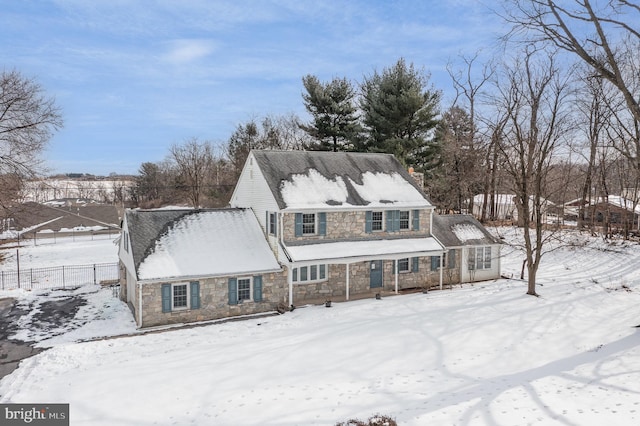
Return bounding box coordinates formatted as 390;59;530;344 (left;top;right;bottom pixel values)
162;39;218;64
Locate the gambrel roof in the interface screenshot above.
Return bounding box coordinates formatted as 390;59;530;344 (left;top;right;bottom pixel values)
251;150;432;210
125;208;281;282
432;214;500;248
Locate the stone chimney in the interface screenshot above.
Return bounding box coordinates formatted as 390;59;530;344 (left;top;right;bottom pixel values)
408;167;425;190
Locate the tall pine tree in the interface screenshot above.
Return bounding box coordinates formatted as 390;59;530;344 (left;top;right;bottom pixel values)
360;58;440;167
300;75;361;152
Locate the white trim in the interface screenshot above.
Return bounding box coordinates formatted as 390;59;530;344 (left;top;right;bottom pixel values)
171;282;190;310
137;267;282;286
237;276;253;302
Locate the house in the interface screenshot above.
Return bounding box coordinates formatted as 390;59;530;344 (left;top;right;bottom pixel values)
0;200;120;240
119;150;501;328
472;193;554;224
585;196;640;231
472;194;517;221
431;214;502;285
118;208;283;327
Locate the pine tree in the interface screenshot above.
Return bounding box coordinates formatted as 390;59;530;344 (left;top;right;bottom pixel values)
360;58;440;167
300;75;361;152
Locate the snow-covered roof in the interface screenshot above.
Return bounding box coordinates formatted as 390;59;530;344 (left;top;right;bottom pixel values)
128;208;281;282
284;237;443;264
432;214;500;248
601;196;640;214
252;150;432;210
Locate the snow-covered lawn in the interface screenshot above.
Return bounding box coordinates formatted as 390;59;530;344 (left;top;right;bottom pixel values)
1;227;640;425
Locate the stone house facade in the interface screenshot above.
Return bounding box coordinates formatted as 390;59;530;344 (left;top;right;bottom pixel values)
119;150;500;328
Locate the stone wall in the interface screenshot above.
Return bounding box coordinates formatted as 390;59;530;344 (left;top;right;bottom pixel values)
140;270;289;328
282;209;432;243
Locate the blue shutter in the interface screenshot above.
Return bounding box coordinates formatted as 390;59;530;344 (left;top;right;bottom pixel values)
365;211;373;233
393;210;400;231
386;211;393;232
190;281;200;309
253;275;263;302
228;278;238;305
295;213;303;237
318;212;326;236
161;284;171;313
412;257;419;272
412;210;420;231
431;256;439;270
448;250;456;269
273;213;277;235
265;211;269;233
392;260;397;274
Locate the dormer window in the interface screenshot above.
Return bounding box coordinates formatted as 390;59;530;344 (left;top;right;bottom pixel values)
302;213;315;235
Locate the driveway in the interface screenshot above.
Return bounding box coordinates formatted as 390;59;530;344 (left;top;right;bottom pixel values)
0;293;87;380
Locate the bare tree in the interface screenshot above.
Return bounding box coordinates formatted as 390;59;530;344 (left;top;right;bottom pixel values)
169;138;214;208
0;70;62;207
504;0;640;123
493;48;573;296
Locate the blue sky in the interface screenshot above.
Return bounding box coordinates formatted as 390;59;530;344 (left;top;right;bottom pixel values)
1;0;504;176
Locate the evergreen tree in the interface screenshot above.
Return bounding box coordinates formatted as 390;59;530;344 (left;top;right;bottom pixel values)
360;58;440;167
300;75;361;152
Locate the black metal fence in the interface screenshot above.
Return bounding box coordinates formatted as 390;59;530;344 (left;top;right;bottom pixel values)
0;262;119;291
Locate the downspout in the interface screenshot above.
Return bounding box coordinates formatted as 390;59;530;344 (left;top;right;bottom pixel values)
279;211;294;309
394;259;398;294
439;252;444;290
346;263;350;301
138;281;143;328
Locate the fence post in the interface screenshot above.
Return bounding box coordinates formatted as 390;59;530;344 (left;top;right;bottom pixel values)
30;268;33;290
93;264;97;285
62;265;65;289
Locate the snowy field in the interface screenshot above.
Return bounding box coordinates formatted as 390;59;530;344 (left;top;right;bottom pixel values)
1;227;640;425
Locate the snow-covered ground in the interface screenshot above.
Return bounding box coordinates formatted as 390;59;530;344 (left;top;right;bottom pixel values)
0;235;119;269
1;227;640;425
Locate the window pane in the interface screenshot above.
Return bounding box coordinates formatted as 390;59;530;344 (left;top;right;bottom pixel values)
238;278;251;300
300;266;308;281
476;248;483;270
398;258;409;272
302;214;315;234
319;264;326;279
173;284;187;308
399;211;410;229
269;213;276;234
484;247;492;269
310;265;317;280
372;211;383;231
293;268;298;282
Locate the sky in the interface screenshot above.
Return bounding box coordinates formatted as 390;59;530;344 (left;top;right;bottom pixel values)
1;0;505;176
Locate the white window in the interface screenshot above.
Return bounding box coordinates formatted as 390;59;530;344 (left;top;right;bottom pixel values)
123;231;129;252
302;213;315;235
172;283;189;310
238;277;252;301
372;211;383;231
293;264;327;283
269;212;277;235
469;247;492;270
399;211;410;230
397;258;409;273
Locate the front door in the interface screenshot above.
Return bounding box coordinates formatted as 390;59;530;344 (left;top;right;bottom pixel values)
370;260;383;288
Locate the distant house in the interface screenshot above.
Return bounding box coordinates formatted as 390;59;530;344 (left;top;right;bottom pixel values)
471;194;518;221
472;193;554;224
0;200;120;239
585;196;640;231
119;151;501;328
